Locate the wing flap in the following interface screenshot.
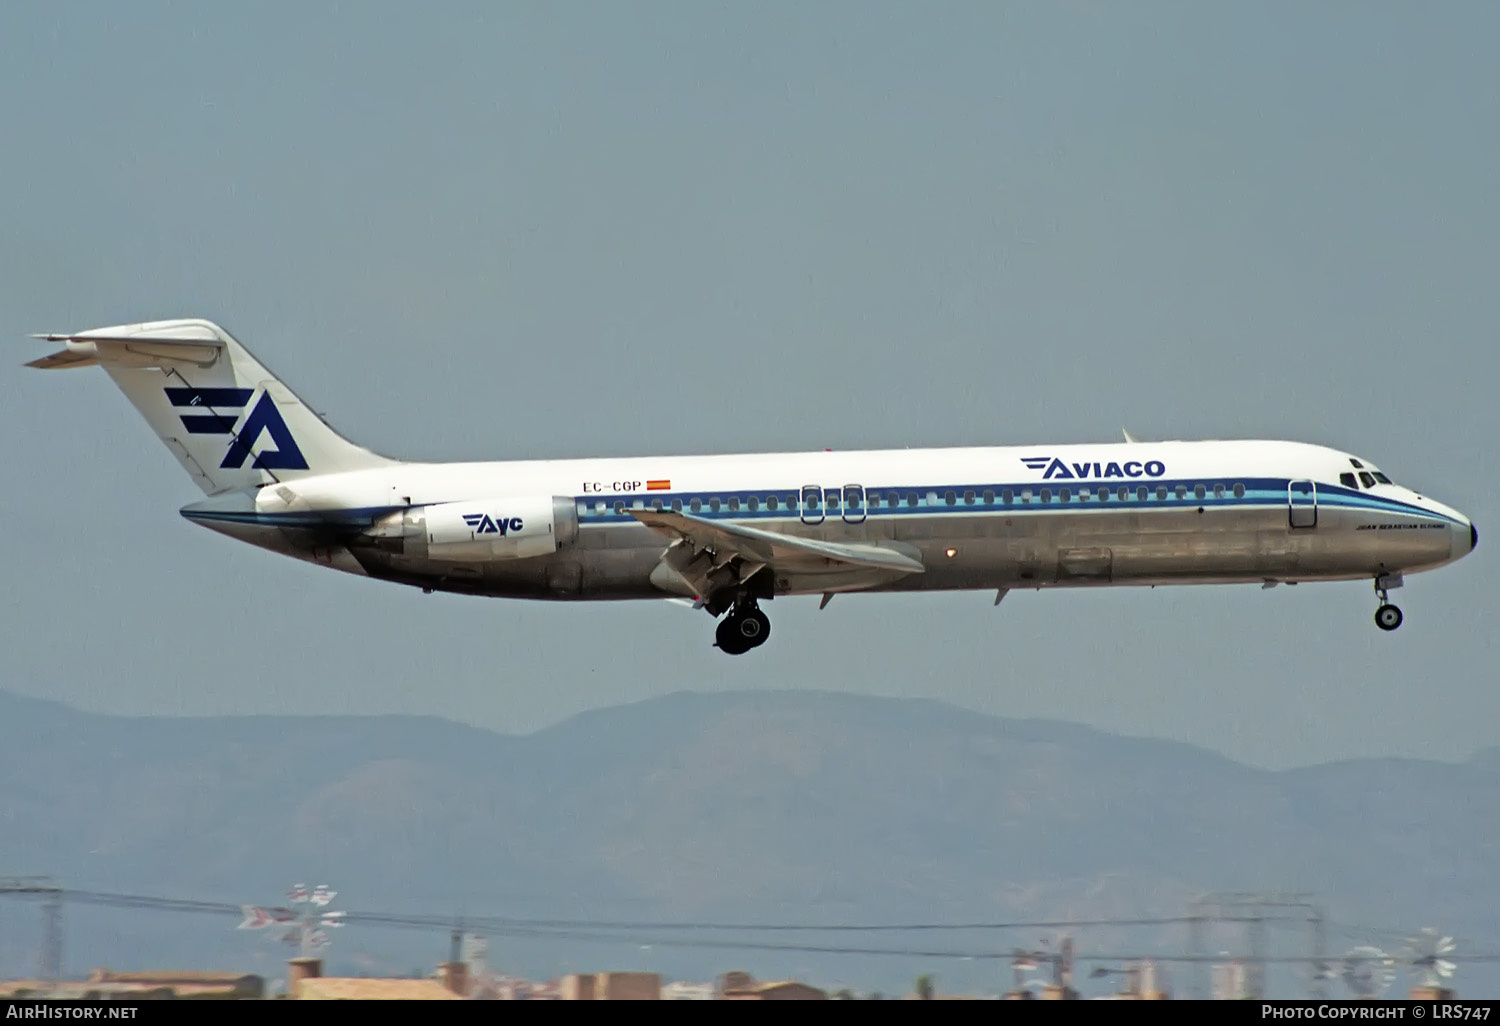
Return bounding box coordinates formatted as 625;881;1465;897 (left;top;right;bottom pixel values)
628;509;926;575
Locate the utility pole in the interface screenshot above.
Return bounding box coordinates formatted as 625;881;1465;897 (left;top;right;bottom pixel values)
1188;906;1206;1000
40;890;62;983
1189;892;1324;999
1310;907;1327;999
1;877;65;983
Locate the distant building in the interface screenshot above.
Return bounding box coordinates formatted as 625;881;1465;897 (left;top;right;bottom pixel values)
662;981;715;1000
595;972;661;1000
556;971;660;1000
284;955;461;1000
296;978;462;1000
717;970;754;996
0;969;265;1000
721;980;828;1000
1212;960;1260;1000
560;973;595;1001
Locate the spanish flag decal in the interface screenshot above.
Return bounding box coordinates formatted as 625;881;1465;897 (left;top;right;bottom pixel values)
647;479;671;491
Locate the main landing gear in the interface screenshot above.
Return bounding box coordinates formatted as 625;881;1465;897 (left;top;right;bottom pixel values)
714;600;771;655
1374;573;1404;632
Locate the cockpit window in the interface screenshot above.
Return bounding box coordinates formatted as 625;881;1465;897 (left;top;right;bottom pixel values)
1372;472;1391;485
1349;458;1364;469
1359;471;1376;488
1340;472;1357;489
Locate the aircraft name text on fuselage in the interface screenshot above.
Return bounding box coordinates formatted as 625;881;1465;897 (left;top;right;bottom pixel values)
1020;457;1166;480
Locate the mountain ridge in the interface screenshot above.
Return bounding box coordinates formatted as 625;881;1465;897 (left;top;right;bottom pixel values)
0;686;1492;996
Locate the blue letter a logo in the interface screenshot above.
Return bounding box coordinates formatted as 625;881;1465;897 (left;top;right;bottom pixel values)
220;392;310;471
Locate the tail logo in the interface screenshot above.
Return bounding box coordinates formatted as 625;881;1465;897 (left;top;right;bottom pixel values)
165;388;310;471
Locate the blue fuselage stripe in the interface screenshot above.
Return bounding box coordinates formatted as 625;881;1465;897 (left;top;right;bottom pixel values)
179;478;1461;531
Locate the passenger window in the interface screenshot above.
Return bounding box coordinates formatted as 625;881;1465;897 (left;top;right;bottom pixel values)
983;490;994;504
1040;488;1051;503
1098;486;1110;501
868;492;881;507
1118;486;1129;501
1156;486;1167;500
1194;484;1206;500
1002;489;1014;505
672;499;683;512
1233;483;1245;498
595;500;606;514
1058;487;1071;503
964;490;976;505
1137;486;1148;501
767;495;779;511
1021;489;1032;503
614;500;626;514
728;497;740;512
1359;472;1376;488
1340;473;1357;488
1175;485;1186;499
927;491;939;505
1213;484;1225;499
748;496;759;512
908;493;919;507
944;491;956;506
651;499;663;511
788;495;798;510
633;498;645;509
689;498;701;513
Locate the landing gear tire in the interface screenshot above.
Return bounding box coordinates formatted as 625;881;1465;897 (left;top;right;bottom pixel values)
1375;604;1403;632
739;608;770;645
714;605;771;655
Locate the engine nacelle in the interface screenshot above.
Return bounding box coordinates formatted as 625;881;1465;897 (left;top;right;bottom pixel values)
367;496;579;562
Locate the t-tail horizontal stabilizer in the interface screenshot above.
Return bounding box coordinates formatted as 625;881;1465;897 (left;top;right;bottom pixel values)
25;318;397;496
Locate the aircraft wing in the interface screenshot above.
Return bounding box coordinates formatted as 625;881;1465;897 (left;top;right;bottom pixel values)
628;508;924;604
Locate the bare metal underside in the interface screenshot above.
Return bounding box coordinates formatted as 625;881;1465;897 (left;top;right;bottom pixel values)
216;501;1456;604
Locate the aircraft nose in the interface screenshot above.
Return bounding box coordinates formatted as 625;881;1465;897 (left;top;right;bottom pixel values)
1453;516;1477;560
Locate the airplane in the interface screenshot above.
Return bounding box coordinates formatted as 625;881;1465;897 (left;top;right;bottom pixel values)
25;318;1477;654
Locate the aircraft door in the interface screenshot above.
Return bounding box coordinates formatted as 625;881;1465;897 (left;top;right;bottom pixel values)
800;485;824;525
841;484;866;524
1288;480;1317;529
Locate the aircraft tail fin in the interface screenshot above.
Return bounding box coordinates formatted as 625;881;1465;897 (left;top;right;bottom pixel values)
27;318;396;494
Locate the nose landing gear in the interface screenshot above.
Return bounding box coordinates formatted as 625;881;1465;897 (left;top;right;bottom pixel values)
1374;573;1404;632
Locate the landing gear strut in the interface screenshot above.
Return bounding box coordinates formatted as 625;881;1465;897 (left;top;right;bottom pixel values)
1374;574;1403;632
714;600;771;655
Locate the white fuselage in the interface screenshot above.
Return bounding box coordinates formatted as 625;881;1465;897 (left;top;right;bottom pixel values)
30;318;1474;648
180;437;1476;605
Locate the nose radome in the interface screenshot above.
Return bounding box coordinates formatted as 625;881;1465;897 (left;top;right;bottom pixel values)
1472;522;1479;552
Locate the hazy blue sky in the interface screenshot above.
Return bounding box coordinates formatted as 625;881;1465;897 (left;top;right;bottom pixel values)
1;2;1494;771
